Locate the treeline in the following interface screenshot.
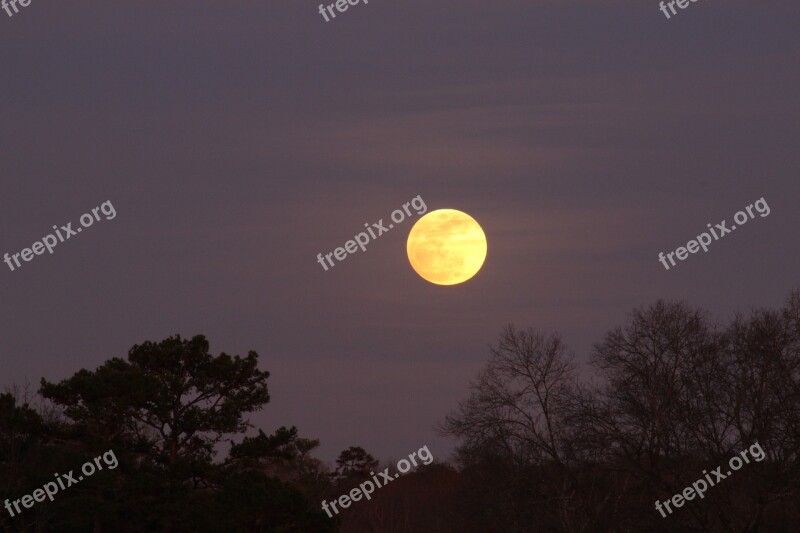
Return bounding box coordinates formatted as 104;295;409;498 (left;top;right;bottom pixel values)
330;291;800;532
3;291;800;532
435;290;800;532
0;335;456;532
0;336;367;532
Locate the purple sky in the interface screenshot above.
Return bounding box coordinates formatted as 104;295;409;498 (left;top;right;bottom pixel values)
1;0;799;463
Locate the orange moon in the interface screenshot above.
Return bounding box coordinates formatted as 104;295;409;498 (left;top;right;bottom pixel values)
406;209;487;285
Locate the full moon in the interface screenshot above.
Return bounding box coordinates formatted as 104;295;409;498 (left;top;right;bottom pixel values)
406;209;487;285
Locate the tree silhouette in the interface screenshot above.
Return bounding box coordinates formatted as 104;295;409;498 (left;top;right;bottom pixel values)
334;446;379;482
33;334;331;533
440;290;800;532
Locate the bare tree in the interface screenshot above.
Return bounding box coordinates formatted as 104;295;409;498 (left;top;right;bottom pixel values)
442;325;576;464
581;300;730;530
718;292;800;531
441;325;590;532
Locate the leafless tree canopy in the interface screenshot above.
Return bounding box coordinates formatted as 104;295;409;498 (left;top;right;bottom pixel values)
439;291;800;533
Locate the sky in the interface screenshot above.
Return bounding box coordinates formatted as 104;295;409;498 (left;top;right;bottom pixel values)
1;0;799;463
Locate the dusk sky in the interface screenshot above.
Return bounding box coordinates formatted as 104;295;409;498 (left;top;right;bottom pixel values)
2;0;798;463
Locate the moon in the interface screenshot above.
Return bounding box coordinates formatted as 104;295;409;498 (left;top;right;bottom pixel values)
406;209;487;285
